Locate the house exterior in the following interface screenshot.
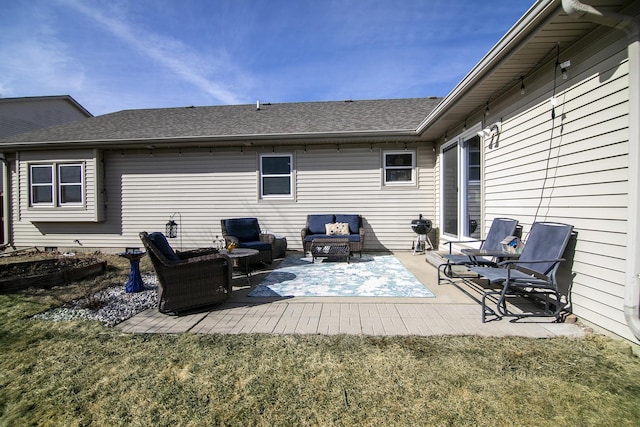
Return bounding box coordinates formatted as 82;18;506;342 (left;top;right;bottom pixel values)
0;95;93;242
0;98;443;255
1;0;639;344
0;95;92;138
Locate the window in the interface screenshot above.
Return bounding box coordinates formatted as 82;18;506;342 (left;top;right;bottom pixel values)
30;165;54;205
383;151;415;185
30;163;84;207
59;164;83;204
260;154;292;198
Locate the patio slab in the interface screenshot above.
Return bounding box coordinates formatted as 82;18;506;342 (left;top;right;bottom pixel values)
116;251;587;338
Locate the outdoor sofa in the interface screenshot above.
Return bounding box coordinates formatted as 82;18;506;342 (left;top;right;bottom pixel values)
301;214;365;256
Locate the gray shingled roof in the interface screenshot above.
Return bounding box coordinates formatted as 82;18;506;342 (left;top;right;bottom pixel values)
0;97;441;146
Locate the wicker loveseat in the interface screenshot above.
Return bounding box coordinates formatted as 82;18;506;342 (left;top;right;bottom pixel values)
301;214;365;257
140;231;232;314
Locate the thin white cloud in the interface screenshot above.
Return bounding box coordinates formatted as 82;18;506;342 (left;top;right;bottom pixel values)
0;5;86;98
60;0;250;105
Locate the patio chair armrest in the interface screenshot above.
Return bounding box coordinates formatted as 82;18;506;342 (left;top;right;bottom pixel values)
497;258;565;267
444;239;485;254
176;248;218;259
260;233;275;244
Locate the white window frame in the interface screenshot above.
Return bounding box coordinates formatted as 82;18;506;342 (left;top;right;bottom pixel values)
29;162;84;207
30;164;54;206
260;154;293;199
383;150;416;186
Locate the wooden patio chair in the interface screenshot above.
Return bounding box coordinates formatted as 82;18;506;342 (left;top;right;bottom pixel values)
468;222;574;322
437;217;520;285
139;231;232;314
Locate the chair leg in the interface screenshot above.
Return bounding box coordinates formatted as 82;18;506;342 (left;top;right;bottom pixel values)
481;290;500;323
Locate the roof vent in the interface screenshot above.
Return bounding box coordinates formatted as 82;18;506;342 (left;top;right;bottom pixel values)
256;100;260;110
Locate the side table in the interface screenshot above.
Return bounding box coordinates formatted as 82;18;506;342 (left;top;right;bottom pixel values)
117;250;146;293
310;237;350;263
220;248;259;286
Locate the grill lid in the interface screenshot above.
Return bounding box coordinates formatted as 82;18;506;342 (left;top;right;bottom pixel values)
411;214;432;234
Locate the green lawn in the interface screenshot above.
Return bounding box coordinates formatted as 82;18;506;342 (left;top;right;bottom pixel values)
1;257;640;426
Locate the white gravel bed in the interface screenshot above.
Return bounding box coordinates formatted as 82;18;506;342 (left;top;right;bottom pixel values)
32;273;159;327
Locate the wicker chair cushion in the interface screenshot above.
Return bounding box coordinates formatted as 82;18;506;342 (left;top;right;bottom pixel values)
335;215;360;234
308;214;335;234
224;218;260;242
238;241;272;251
148;232;179;261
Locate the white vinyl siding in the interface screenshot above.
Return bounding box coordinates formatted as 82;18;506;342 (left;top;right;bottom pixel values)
479;28;633;341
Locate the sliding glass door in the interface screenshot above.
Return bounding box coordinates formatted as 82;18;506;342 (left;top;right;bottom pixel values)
441;133;481;240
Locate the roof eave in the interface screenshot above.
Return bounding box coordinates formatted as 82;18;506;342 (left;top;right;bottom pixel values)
416;0;560;135
0;129;420;150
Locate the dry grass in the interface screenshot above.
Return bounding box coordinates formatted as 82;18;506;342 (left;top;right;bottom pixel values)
1;254;639;426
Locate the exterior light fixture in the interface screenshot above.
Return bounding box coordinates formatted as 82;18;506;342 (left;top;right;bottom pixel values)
165;212;182;249
520;76;525;95
560;60;571;80
485;101;490;117
166;218;178;238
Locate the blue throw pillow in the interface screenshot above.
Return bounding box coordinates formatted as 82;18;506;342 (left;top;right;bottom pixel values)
225;218;260;242
335;214;360;234
148;232;179;261
308;214;335;234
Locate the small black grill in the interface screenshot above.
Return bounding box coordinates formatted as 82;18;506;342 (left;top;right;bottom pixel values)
411;214;433;254
411;214;432;235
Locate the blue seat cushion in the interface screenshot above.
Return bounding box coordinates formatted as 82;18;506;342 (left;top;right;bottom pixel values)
304;234;361;243
224;218;260;242
335;214;360;234
148;232;179;261
238;241;272;251
308;214;335;234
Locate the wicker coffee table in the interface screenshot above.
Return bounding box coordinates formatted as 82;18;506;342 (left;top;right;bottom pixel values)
310;237;350;263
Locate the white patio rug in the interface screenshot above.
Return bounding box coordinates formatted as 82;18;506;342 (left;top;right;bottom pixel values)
248;254;435;298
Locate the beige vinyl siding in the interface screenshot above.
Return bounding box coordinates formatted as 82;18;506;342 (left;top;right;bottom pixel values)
481;27;633;340
9;142;435;252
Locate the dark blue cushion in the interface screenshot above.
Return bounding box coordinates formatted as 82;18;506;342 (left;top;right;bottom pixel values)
224;218;260;242
148;232;179;261
308;214;335;234
239;241;272;251
304;234;360;242
335;214;360;234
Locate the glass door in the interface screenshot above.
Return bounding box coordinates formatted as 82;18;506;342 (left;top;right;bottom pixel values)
441;133;482;240
442;143;458;236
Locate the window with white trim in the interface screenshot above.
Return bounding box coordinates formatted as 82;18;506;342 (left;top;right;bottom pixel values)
260;154;293;198
383;150;415;185
30;163;84;207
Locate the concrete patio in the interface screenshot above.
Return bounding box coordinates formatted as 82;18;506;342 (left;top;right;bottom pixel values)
116;251;586;338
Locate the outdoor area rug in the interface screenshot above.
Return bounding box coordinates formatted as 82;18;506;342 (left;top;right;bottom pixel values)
248;254;435;298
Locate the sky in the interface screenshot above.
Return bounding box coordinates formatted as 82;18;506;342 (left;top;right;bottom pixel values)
1;0;535;117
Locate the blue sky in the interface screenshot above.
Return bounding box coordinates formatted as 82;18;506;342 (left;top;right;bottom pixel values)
1;0;534;116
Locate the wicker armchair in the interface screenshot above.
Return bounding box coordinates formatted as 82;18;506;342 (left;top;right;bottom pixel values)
220;218;274;265
139;231;232;314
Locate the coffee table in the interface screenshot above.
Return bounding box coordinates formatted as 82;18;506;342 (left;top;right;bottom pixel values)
220;248;259;285
310;237;350;263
